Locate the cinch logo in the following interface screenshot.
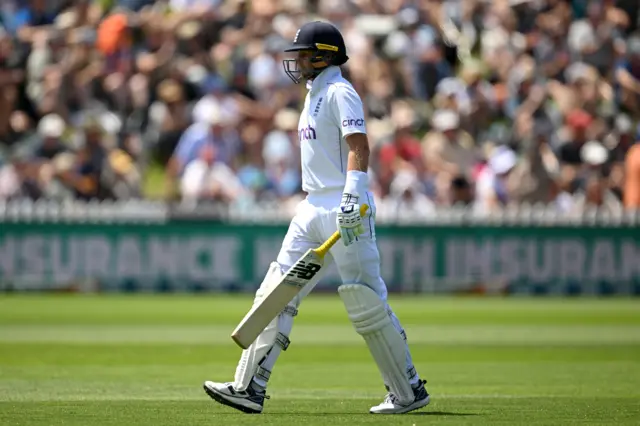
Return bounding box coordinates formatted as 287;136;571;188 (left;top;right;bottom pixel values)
299;125;317;141
342;118;364;127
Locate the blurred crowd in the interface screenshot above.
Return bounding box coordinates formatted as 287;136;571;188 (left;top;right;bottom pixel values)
2;0;640;217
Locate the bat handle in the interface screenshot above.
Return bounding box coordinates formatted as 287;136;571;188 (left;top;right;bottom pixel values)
315;204;369;258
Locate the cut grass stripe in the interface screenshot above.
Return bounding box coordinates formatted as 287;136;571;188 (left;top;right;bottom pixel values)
0;325;639;344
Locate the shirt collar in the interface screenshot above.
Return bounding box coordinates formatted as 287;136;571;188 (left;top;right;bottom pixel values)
306;66;341;94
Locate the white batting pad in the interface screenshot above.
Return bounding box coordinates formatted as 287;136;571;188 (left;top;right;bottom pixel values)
233;262;295;391
338;284;414;405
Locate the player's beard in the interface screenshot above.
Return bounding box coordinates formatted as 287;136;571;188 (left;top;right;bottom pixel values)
298;58;317;80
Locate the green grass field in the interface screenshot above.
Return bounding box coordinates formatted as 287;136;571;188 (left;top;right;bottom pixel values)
0;295;639;425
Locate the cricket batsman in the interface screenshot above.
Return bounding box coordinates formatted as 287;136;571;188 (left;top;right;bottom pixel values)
203;21;430;415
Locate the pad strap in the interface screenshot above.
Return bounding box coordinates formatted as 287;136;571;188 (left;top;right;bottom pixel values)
275;332;290;350
283;305;298;317
255;366;271;382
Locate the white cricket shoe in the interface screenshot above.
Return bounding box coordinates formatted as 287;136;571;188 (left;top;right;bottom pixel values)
370;379;430;414
203;381;268;414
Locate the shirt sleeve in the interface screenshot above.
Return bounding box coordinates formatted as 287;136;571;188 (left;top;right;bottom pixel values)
330;84;367;138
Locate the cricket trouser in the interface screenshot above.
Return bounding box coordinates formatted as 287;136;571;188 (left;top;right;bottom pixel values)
245;190;419;389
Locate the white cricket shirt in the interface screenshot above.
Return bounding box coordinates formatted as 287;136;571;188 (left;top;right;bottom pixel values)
298;66;367;195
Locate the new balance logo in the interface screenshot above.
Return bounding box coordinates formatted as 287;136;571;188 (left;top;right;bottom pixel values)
287;261;321;281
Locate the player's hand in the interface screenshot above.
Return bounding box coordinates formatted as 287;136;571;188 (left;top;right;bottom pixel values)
336;195;365;246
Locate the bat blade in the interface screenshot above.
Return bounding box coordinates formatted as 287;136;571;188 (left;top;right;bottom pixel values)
231;249;325;349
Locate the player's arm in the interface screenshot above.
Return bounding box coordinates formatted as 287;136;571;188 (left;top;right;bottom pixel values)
624;145;640;208
345;133;370;173
332;85;370;245
343;132;371;207
332;84;370;203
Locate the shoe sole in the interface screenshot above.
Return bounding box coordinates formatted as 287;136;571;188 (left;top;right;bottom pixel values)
203;384;263;414
370;395;430;414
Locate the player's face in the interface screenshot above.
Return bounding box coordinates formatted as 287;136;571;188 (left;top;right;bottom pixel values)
283;49;326;83
296;50;316;79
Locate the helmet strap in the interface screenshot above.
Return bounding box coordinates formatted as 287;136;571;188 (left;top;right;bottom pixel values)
309;51;335;75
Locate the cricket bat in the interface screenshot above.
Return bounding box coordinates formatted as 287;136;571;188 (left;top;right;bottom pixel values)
231;204;370;349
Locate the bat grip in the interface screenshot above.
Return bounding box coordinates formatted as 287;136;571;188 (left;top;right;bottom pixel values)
315;204;369;258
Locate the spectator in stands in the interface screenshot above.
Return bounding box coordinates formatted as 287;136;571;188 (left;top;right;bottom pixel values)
474;145;517;213
507;118;556;206
25;29;63;113
376;100;423;197
149;78;193;165
2;0;57;38
103;144;141;200
534;2;572;82
0;150;25;200
449;175;474;207
169;0;221;13
616;33;640;115
458;61;497;136
568;0;627;77
168;100;240;195
422;109;478;203
34;114;68;160
180;142;243;205
557;109;594;169
0;27;25;140
608;115;636;163
262;109;301;200
234;159;268;203
397;6;452;101
572;172;624;214
382;168;437;219
0;0;639;218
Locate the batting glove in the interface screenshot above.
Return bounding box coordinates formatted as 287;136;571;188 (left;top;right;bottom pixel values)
337;194;365;246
